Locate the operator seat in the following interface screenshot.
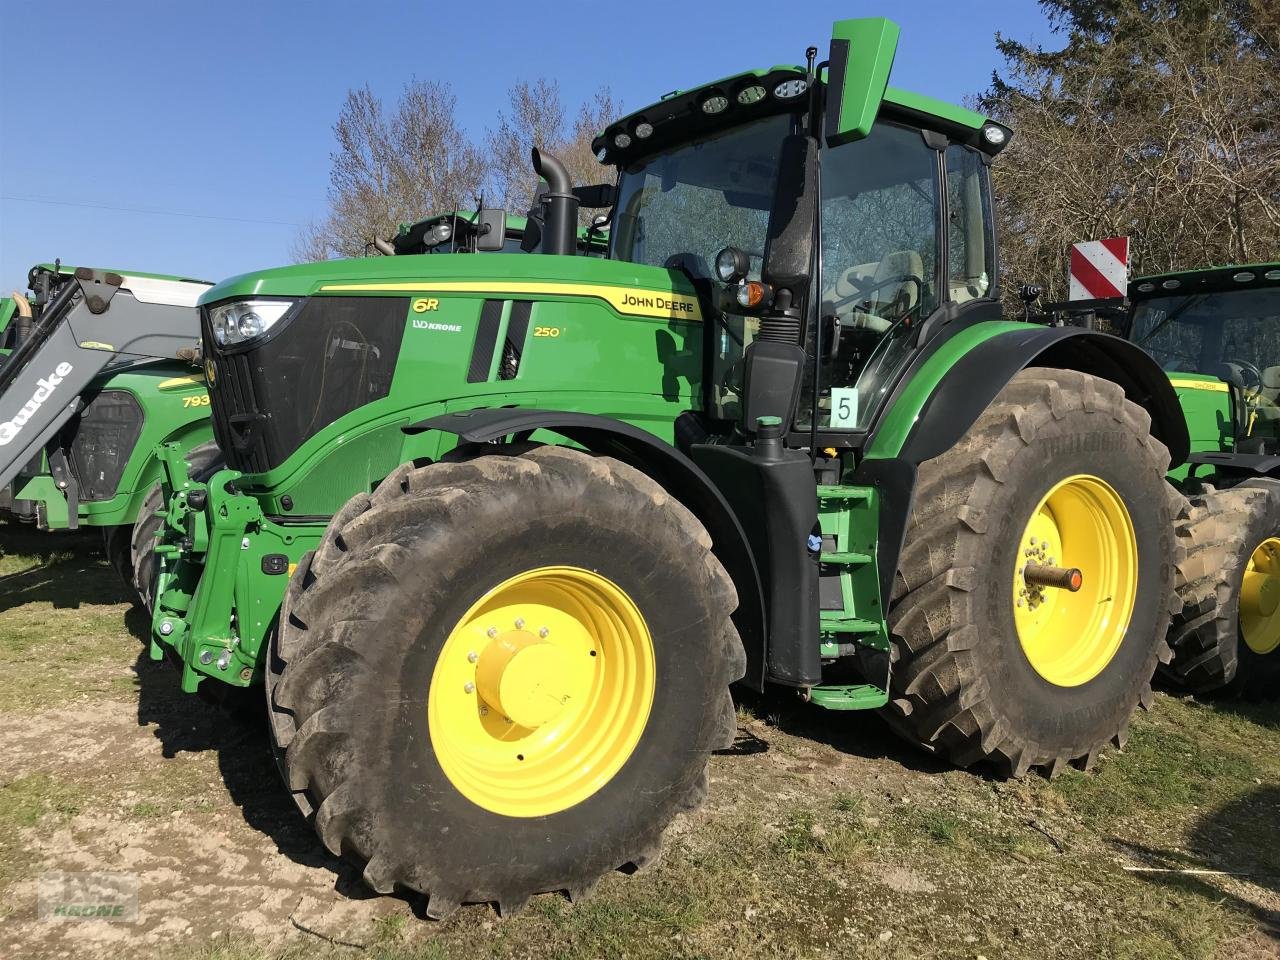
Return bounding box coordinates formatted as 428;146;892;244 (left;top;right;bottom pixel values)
1249;366;1280;435
825;250;925;334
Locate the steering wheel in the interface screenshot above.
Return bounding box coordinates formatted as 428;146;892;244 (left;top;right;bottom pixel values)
830;273;925;314
1224;358;1264;395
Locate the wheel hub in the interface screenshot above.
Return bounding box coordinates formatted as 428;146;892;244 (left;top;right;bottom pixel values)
475;630;574;728
1240;537;1280;655
427;566;656;817
1011;474;1137;687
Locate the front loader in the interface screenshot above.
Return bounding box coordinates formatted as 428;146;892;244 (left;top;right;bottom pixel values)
0;263;218;605
150;17;1189;916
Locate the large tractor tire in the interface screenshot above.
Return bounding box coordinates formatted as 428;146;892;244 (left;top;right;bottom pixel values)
105;441;223;611
1166;480;1280;701
884;369;1178;777
266;445;743;917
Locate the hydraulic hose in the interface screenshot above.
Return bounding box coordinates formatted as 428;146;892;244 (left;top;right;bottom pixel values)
0;278;79;394
10;291;32;346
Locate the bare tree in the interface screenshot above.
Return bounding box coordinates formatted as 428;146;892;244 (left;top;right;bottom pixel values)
485;80;616;220
293;81;488;261
984;0;1280;303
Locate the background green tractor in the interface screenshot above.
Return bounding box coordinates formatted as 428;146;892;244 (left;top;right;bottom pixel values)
150;17;1190;916
1123;263;1280;699
0;263;219;607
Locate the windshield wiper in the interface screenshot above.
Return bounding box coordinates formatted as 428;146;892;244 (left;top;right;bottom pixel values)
1135;294;1207;346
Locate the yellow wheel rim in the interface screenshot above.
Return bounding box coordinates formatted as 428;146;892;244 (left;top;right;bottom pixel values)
1012;475;1138;687
427;566;655;817
1239;537;1280;655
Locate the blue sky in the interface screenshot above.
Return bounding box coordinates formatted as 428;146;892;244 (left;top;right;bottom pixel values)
0;1;1054;292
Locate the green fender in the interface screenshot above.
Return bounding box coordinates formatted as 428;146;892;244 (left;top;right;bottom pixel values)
855;321;1188;604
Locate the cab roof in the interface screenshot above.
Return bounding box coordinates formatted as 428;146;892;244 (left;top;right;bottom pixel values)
591;65;995;168
1130;263;1280;300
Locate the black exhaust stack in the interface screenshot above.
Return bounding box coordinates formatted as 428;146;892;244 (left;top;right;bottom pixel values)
531;149;579;257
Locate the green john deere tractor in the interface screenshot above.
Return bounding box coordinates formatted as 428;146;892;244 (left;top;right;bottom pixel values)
150;17;1190;915
0;263;219;607
1123;263;1280;699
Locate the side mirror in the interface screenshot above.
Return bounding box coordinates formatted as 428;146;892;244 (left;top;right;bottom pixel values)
574;183;616;208
761;135;818;294
475;209;507;252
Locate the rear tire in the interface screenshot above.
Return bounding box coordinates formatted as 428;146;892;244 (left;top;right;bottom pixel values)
883;369;1177;776
1166;480;1280;701
266;446;743;916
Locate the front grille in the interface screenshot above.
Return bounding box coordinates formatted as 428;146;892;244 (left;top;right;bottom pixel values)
207;350;268;474
67;390;144;501
205;296;409;475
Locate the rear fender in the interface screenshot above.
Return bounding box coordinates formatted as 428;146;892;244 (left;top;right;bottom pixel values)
862;325;1189;603
868;325;1189;467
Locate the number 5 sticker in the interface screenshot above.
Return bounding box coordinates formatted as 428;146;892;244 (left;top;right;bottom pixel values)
830;387;859;429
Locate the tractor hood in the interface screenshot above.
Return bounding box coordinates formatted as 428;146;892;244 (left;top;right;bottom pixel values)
198;254;702;320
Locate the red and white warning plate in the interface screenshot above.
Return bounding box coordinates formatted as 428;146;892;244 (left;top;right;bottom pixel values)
1069;237;1130;301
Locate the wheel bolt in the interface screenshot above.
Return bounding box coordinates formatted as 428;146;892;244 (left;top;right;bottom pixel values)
514;618;525;629
486;627;498;638
467;651;478;663
539;627;549;638
464;682;475;694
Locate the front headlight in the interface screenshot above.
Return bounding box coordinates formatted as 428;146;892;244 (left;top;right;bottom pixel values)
207;299;295;347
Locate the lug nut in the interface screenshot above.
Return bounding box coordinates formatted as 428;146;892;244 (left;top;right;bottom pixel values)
514;618;525;629
486;627;498;638
464;682;475;694
539;627;549;638
467;651;478;663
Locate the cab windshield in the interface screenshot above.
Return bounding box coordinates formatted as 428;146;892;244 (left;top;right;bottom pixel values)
1131;287;1280;381
1132;286;1280;444
611;112;795;421
610;112;793;277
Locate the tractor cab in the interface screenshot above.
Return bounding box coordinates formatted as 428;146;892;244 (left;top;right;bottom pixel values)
1128;264;1280;456
595;27;1009;444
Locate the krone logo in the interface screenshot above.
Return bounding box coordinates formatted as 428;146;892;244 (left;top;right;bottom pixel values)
0;362;74;446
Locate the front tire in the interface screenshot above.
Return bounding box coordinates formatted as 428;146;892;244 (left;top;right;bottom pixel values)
267;446;743;916
884;369;1177;776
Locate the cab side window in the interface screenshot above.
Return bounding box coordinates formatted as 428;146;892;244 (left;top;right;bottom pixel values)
946;145;994;304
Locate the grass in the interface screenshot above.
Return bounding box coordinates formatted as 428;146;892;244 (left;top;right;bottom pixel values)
1;526;1277;959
